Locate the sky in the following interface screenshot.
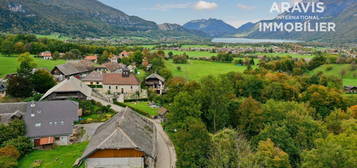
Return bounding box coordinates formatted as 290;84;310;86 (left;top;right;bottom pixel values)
98;0;301;28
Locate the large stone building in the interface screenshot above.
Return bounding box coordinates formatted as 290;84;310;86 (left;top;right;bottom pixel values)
102;71;141;95
77;108;157;168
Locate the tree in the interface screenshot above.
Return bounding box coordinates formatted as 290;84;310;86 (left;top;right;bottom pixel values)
52;51;60;60
253;139;291;168
198;76;233;132
133;51;143;65
301;133;357;168
236;97;264;137
173;117;211;168
6;75;33;97
209;129;252;168
166;92;201;130
168;51;174;59
0;40;13;55
0;120;25;146
17;52;37;77
32;70;56;93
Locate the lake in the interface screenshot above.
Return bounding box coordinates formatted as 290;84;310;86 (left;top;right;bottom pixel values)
212;38;301;44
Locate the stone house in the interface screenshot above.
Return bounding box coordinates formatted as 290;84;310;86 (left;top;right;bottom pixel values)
102;70;140;95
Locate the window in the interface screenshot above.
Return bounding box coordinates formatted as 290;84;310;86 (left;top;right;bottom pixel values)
31;113;35;117
35;123;41;127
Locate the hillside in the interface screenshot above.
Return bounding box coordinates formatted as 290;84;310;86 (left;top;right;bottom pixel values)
236;0;357;43
0;0;208;40
183;18;237;37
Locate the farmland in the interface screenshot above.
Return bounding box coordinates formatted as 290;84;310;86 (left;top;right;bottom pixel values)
0;54;65;77
246;52;314;59
165;60;251;80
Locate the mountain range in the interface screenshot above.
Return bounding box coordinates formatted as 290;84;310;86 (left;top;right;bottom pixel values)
0;0;208;41
183;18;237;37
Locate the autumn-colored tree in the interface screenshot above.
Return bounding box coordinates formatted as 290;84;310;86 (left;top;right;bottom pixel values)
253;139;291;168
300;85;346;119
0;145;20;159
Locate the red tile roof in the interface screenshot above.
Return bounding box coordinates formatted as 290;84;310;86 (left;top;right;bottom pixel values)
103;73;140;85
84;56;97;61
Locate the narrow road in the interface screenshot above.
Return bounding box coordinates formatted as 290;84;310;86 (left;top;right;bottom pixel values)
90;96;176;168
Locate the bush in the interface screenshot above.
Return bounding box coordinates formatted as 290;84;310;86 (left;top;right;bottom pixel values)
0;156;17;168
0;145;20;159
5;136;33;156
325;66;333;71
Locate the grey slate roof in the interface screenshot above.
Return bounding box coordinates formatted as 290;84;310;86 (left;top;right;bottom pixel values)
40;77;92;100
79;107;157;161
82;71;103;82
54;62;92;76
0;102;27;124
24;101;79;138
146;73;165;82
0;79;6;92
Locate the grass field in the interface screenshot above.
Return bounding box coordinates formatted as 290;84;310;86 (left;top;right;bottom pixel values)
125;102;159;117
181;45;213;48
18;142;88;168
163;50;217;58
166;60;250;80
311;64;357;86
247;52;314;59
0;54;65;77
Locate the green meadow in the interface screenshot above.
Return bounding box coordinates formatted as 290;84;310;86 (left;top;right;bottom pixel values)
125;102;159;117
310;64;357;86
18;142;88;168
165;60;251;81
0;54;65;77
163;50;217;58
247;52;314;59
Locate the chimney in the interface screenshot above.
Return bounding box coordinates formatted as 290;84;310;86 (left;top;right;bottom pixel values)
122;68;130;78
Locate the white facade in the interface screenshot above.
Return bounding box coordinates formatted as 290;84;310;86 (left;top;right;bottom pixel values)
86;158;144;168
103;85;140;94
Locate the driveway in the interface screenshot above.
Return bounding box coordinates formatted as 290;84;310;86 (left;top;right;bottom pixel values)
90;96;176;168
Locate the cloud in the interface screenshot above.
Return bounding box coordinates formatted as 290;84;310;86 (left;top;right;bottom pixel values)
236;3;256;10
150;3;192;11
194;1;218;10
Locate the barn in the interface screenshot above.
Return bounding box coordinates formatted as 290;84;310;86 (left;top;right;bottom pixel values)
77;107;157;168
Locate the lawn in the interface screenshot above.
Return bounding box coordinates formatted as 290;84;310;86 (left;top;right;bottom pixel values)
247;52;314;59
163;50;217;58
0;54;66;77
125;102;159;117
165;60;250;81
310;64;357;86
18;142;88;168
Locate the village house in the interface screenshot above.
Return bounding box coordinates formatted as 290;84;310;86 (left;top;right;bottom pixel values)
345;86;357;94
76;108;157;168
82;71;103;87
119;50;130;58
145;73;165;95
41;77;93;101
0;101;79;147
51;62;94;81
24;101;79;147
102;70;141;95
84;55;98;63
102;62;127;72
0;102;26;124
39;51;52;60
0;79;6;97
110;55;120;63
